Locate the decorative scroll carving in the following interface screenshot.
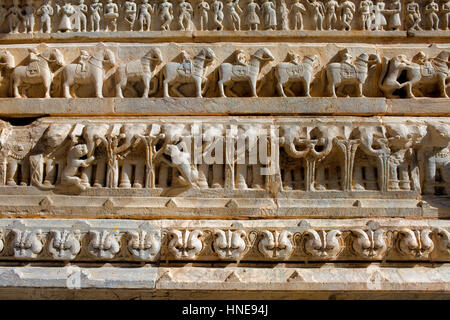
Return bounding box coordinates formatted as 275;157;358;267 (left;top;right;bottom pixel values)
302;229;342;258
48;229;81;260
11;229;43;259
168;229;204;259
258;230;294;259
397;228;434;258
213;229;247;259
88;230;121;258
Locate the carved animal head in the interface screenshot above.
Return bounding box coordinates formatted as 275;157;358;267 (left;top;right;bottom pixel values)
44;124;73;148
162;124;186;144
0;49;14;69
198;48;216;64
144;48;163;64
385;124;426;147
304;54;320;69
426;122;450;147
69;144;88;159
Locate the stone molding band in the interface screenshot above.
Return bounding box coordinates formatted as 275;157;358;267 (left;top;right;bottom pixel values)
0;218;449;262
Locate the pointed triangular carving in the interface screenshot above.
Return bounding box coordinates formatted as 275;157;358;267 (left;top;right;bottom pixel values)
353;200;362;207
165;199;178;208
157;271;174;282
103;199;115;210
39;196;53;209
225;199;239;208
224;271;242;283
368;270;389;284
287;270;305;282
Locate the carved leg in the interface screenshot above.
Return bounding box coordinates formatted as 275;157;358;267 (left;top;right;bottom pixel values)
93;161;106;188
218;80;226;97
120;162;132;188
250;78;258;97
211;164;223;188
365;166;378;190
163;79;170;98
328;82;337;98
277;82;286;97
251;164;263;189
356;83;364;97
314;165;327;191
353;166;365;190
6;160;17;186
95;78;103;98
63;82;72;98
142;76;150;98
439;77;448;98
133;164;144;188
80;166;92;188
424;158;436;194
236;164;248;189
20;161;29;186
399;164;411;190
283;169;293;190
158;163;169;188
195;78;203;98
116;80;125;98
44;159;56;185
388;163;400;190
13;80;21;98
304;79;311;97
198;163;209;189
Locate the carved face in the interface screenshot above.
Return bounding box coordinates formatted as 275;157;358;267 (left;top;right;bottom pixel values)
71;144;88;158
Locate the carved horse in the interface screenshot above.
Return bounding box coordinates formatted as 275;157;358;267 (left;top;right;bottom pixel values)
323;53;380;97
275;54;320;97
115;48;163;98
379;51;450;98
61;48;116;98
162;48;216;98
11;48;64;98
218;48;275;97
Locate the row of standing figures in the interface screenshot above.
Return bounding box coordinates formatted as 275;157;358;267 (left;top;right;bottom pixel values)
1;0;450;33
0;47;449;99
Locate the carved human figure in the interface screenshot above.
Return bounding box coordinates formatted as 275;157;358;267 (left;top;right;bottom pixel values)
178;0;193;30
7;0;22;33
261;0;276;30
279;0;289;30
443;0;450;30
307;0;324;30
76;0;88;32
425;0;440;30
22;0;35;33
56;2;76;32
212;0;224;30
386;0;401;30
359;0;373;30
61;144;95;191
36;0;53;33
290;0;306;30
104;0;119;32
138;0;153;31
340;0;355;31
372;0;386;31
406;1;422;31
124;0;137;30
197;0;210;30
90;0;103;32
225;0;242;30
158;0;173;30
324;0;339;30
245;0;260;31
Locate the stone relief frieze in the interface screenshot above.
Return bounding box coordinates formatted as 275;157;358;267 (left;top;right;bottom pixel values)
0;0;449;34
0;44;448;98
0;219;447;262
0;118;448;197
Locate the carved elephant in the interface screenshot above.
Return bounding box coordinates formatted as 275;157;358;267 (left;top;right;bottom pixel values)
116;123;149;188
198;124;225;189
351;126;390;191
79;123;110;188
29;123;74;188
385;123;427;191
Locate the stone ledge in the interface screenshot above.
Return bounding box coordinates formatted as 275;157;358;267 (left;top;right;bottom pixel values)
0;30;449;44
0;98;448;117
0;265;448;294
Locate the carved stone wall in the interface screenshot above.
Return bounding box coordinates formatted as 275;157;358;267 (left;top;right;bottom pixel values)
0;0;448;299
